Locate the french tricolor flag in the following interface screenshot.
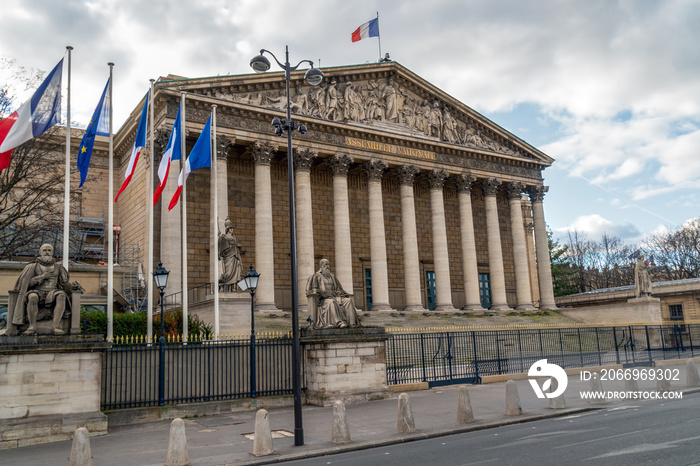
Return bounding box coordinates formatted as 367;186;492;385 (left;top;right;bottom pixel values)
115;90;148;202
168;115;211;211
0;59;63;172
153;103;182;206
351;17;379;42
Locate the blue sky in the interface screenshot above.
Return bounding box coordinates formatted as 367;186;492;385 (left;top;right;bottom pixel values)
2;0;699;245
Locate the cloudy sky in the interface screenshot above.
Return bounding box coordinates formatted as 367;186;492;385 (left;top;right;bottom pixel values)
2;0;699;244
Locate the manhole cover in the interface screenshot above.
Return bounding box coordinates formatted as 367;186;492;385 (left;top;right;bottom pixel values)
243;429;294;440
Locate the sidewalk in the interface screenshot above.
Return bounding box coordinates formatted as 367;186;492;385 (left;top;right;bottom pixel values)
3;359;699;466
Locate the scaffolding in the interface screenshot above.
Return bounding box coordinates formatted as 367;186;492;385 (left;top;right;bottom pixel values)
117;242;148;313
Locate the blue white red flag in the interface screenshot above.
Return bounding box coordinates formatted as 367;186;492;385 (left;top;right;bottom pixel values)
0;58;63;172
351;18;379;42
115;90;148;201
153;103;182;205
77;78;111;187
168;115;211;211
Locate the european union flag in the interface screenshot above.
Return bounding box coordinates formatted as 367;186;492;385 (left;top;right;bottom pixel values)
77;78;110;187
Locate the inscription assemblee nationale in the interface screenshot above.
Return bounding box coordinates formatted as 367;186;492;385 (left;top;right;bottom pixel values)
345;137;436;160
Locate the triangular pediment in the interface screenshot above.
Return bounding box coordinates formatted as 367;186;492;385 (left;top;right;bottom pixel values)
156;62;553;167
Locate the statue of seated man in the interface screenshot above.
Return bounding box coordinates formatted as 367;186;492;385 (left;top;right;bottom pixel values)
12;244;72;335
306;259;360;330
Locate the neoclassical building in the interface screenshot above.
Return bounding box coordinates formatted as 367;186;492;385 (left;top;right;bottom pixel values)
112;61;556;313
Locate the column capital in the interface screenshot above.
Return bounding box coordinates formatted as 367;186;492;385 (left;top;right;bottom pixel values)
425;169;448;190
294;148;317;172
395;164;419;186
328;153;354;176
362;159;388;181
250;141;276;166
454;172;476;193
482;177;501;197
216;136;235;160
527;185;549;202
154;128;170;155
504;181;525;200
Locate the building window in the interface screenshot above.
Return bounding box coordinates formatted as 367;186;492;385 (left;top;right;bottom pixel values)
364;268;372;311
425;271;436;311
479;273;492;309
669;304;684;322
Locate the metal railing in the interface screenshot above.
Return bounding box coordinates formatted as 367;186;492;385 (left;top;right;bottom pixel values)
101;336;298;410
386;323;699;387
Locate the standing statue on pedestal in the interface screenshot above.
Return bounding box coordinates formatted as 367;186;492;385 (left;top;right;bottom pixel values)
12;244;72;335
306;259;360;329
634;255;652;298
218;218;243;289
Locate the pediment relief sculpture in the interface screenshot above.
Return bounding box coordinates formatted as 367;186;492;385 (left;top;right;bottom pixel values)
213;76;531;160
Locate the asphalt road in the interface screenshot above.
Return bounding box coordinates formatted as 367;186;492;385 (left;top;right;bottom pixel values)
281;392;700;466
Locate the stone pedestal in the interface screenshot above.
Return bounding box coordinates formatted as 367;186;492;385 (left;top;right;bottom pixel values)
0;335;110;449
626;296;662;322
302;327;393;406
190;292;252;336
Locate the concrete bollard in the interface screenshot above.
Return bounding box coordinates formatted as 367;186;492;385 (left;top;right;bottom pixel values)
548;377;566;409
165;418;189;466
457;386;475;423
69;427;92;466
686;360;700;388
252;409;275;456
656;363;672;393
397;393;416;433
505;380;522;415
588;372;608;405
331;400;352;444
624;375;640;393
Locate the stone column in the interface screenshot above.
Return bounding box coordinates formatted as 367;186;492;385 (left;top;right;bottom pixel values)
482;178;511;311
328;153;354;294
455;173;484;311
362;159;394;311
505;182;535;310
210;137;233;283
525;222;541;306
158;128;182;297
294;148;317;312
528;185;557;309
251;142;278;312
396;165;424;312
426;169;455;312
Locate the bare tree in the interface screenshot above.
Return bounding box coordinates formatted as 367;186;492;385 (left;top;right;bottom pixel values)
645;219;700;280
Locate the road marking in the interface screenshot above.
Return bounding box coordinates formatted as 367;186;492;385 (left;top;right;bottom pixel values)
552;429;650;449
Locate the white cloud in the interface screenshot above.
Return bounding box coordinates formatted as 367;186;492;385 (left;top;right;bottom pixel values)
556;214;640;242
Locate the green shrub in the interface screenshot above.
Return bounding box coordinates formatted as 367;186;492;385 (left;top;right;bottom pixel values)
80;308;212;339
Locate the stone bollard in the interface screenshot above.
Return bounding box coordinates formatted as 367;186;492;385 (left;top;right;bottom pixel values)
505;380;522;415
656;363;672;393
624;375;640;393
686;360;700;388
331;400;352;444
166;418;190;466
588;372;608;405
457;386;475;423
69;427;92;466
397;393;416;433
252;409;275;456
548;377;566;409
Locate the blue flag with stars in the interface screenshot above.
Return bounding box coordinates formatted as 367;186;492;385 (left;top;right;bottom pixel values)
77;78;110;187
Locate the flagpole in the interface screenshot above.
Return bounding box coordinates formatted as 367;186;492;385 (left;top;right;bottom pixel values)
107;62;114;342
63;45;72;271
212;104;219;339
180;92;188;343
376;11;382;61
147;79;155;343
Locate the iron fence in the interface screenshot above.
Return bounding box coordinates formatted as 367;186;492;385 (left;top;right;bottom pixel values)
101;336;297;410
386;323;700;387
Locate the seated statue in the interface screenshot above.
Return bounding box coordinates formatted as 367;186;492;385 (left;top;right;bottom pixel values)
9;244;81;336
306;259;360;330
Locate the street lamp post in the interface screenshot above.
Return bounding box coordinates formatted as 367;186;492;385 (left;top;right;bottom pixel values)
152;261;169;407
239;265;260;399
250;46;323;446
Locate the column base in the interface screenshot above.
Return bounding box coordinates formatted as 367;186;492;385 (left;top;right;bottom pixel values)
490;303;513;312
254;303;280;314
402;304;427;312
515;304;537;311
434;304;457;313
539;303;558;310
462;304;486;312
371;303;397;313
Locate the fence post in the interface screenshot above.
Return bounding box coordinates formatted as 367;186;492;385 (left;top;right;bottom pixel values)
689;324;694;358
517;330;524;373
420;333;427;382
472;331;479;381
595;327;602;365
577;328;584;366
613;326;620;365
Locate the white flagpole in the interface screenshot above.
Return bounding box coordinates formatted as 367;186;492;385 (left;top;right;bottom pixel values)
212;104;219;338
376;11;382;61
107;62;115;342
147;79;155;343
180;92;188;343
63;45;72;271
